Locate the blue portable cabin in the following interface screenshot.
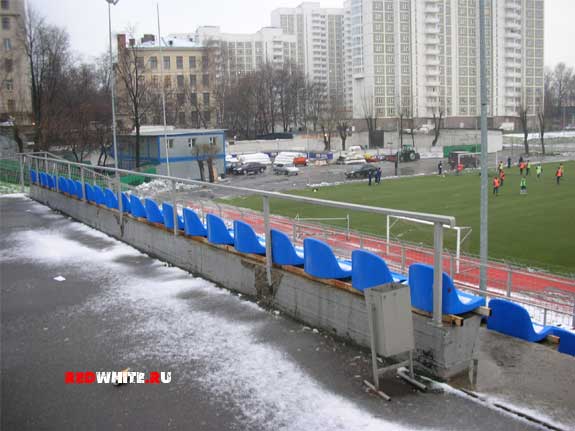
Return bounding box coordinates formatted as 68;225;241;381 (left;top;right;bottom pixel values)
114;127;227;180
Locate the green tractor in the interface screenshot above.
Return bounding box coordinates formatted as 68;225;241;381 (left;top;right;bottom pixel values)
396;144;420;162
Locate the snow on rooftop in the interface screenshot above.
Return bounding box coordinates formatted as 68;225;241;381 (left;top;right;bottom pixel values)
138;35;202;48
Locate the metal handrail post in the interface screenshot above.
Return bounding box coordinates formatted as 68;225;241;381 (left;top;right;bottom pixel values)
432;222;444;326
506;266;512;297
172;180;177;236
80;166;86;201
19;154;25;192
263;196;272;287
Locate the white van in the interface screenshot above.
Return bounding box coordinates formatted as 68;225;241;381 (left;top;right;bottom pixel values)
237;152;272;165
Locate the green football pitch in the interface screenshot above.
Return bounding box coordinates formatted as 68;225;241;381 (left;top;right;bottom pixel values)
224;160;575;275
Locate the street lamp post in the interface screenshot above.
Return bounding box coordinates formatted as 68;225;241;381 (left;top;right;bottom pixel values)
106;0;122;221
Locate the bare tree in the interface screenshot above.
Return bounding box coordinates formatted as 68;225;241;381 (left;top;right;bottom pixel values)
192;143;219;182
19;7;71;150
431;108;444;147
518;105;529;155
359;90;377;148
537;108;546;155
116;33;155;168
552;63;573;129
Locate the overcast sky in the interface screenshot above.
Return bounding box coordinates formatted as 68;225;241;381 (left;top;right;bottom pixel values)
29;0;575;67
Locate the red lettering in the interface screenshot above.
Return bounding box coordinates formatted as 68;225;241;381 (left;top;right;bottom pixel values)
85;371;95;384
65;372;75;384
149;372;160;384
76;372;85;384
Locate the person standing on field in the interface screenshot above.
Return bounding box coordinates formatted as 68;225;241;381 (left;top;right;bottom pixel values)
527;160;531;176
536;164;542;179
520;177;527;195
492;176;500;196
438;161;443;175
368;169;373;186
499;169;506;186
507;156;512;169
556;164;564;185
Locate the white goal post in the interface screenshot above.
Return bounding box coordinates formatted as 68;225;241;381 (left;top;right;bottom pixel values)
457;152;481;170
386;215;472;273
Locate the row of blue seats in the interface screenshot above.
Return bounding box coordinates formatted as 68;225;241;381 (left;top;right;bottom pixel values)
32;170;574;356
487;299;574;356
29;170;485;315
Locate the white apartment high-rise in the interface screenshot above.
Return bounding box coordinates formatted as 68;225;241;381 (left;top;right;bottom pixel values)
347;0;544;128
188;26;297;78
271;2;346;103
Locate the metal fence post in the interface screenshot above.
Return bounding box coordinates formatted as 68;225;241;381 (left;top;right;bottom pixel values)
80;166;86;201
401;244;406;273
543;308;548;326
34;157;39;184
172;179;177;236
67;163;72;179
19;154;25;192
432;222;444;327
506;266;513;297
117;170;123;225
449;252;455;277
386;215;390;255
292;221;297;242
263;196;272;287
346;214;350;240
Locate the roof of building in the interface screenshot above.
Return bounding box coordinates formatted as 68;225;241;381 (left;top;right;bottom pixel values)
138;35;202;49
126;127;226;137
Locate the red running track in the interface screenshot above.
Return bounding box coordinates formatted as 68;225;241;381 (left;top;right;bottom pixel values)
188;202;575;307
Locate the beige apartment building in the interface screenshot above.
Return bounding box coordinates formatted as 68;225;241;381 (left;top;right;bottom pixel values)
116;33;217;130
0;0;31;124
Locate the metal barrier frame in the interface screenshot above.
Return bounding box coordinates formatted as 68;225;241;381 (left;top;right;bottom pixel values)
21;153;456;326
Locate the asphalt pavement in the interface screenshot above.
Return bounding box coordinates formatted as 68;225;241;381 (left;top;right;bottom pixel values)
0;195;558;431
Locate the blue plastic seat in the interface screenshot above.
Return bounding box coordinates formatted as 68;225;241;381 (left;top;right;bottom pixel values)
144;198;164;224
183;208;207;237
121;193;131;213
58;176;69;194
47;175;55;189
162;202;184;230
271;229;304;266
234;220;266;255
73;180;83;200
30;170;37;184
105;188;118;209
206;214;235;245
39;172;47;187
92;185;106;205
487;298;553;342
84;184;95;203
408;263;485;314
66;178;75;196
130;195;147;219
303;238;352;279
552;328;575;356
351;250;407;291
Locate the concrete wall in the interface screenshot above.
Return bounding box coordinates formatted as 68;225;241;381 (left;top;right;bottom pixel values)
231;129;503;156
30;185;482;380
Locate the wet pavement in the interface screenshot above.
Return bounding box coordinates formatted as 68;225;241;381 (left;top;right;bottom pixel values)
1;195;570;431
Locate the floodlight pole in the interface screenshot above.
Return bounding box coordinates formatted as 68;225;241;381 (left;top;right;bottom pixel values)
106;0;122;222
479;0;488;293
157;2;171;177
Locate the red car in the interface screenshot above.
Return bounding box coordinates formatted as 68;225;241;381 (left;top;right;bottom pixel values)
293;157;308;166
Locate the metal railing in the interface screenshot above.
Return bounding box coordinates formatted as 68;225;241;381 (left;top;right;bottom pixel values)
178;200;575;329
21;153;455;326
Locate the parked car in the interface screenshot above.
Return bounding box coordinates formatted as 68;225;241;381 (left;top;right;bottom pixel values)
293;156;308;166
273;165;300;176
345;164;379;179
232;163;266;175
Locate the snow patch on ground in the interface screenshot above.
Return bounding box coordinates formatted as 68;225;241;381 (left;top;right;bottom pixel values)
424;378;571;431
5;207;428;431
134;179;200;196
